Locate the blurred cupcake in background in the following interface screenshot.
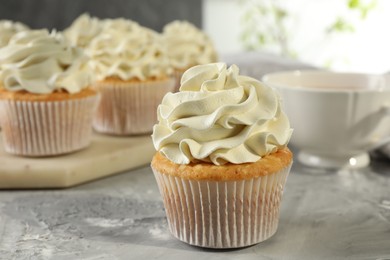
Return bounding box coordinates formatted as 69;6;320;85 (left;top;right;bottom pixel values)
0;30;98;156
162;20;218;91
63;13;103;49
87;18;174;135
0;20;29;48
0;20;29;129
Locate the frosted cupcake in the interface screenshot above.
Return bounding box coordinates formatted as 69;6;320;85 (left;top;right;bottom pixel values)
0;30;98;156
162;20;218;91
0;20;29;48
63;13;103;48
87;18;174;135
151;63;293;248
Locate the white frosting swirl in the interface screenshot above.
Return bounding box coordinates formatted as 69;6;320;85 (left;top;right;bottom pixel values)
86;18;172;81
63;13;103;48
0;30;93;94
152;63;292;165
162;20;218;70
0;20;29;48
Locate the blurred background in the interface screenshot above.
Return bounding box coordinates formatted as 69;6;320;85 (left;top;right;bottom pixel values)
0;0;202;31
204;0;390;73
1;0;390;73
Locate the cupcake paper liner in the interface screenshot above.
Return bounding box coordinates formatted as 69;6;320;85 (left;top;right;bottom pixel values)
0;95;98;156
93;78;175;135
152;163;292;248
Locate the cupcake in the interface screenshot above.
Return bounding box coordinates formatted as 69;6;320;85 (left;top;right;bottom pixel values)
0;20;29;48
0;30;98;156
63;13;103;49
87;18;174;135
151;63;293;248
162;20;218;92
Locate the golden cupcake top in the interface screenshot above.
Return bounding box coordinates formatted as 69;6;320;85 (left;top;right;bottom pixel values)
0;29;93;94
162;20;218;70
0;20;29;48
152;147;292;180
86;18;172;81
152;63;293;165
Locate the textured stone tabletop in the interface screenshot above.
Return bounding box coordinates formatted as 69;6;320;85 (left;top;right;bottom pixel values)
1;148;389;260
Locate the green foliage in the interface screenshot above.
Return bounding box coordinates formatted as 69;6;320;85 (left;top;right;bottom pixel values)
348;0;377;19
239;0;292;56
327;17;355;33
327;0;377;34
240;0;378;59
348;0;360;9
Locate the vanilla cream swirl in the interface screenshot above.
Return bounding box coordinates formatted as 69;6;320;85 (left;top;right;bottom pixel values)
63;13;103;48
0;20;29;48
87;18;172;81
152;63;292;165
162;20;218;70
0;30;93;94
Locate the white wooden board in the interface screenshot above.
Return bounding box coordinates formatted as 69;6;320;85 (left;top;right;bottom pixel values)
0;133;155;189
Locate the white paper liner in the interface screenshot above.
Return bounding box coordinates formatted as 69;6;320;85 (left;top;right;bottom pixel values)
0;95;98;156
93;78;175;135
152;163;292;248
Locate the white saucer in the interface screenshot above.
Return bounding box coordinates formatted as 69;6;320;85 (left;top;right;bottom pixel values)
298;151;370;169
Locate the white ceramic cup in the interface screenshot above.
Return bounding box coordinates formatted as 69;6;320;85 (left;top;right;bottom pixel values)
263;70;390;169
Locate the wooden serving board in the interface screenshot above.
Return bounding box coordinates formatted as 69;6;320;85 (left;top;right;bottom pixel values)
0;133;155;189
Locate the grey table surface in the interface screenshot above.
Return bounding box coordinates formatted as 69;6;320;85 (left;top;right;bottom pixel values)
0;147;389;260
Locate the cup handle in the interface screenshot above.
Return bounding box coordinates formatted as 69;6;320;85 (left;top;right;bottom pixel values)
382;104;390;115
369;104;390;151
